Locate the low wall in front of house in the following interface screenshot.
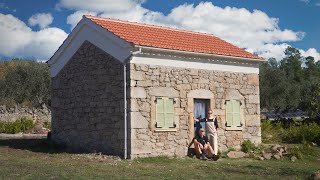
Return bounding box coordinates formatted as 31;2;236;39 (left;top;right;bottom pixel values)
51;41;126;155
129;62;261;158
0;105;51;123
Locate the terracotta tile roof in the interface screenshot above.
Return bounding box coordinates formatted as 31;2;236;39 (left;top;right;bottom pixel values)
85;15;263;60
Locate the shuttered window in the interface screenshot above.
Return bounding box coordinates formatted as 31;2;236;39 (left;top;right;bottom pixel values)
226;100;242;128
156;97;175;128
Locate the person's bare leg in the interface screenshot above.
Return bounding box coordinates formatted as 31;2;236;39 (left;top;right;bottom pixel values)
204;144;214;158
194;143;202;158
213;133;218;155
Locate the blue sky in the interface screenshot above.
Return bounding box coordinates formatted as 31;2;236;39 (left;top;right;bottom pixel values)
0;0;319;61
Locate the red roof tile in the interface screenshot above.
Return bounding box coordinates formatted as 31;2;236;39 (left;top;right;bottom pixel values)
86;15;263;60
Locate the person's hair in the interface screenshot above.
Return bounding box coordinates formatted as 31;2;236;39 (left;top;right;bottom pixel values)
208;109;213;113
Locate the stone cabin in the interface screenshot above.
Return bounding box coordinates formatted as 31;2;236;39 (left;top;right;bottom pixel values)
48;15;265;159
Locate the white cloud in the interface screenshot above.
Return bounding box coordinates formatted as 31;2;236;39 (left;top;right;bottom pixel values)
0;14;68;60
57;0;143;12
64;1;317;60
300;0;310;4
2;1;319;61
254;43;290;60
28;13;53;29
301;48;320;61
253;43;320;61
67;10;97;29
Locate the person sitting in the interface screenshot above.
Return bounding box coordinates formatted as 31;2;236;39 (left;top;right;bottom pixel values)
193;128;218;161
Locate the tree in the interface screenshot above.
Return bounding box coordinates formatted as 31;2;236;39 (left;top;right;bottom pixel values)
260;46;320;115
308;83;320;120
0;60;50;107
260;58;288;111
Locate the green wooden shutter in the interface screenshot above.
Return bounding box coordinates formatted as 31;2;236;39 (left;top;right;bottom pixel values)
226;101;233;127
156;98;165;128
226;100;241;128
164;98;175;128
233;101;241;127
156;97;175;128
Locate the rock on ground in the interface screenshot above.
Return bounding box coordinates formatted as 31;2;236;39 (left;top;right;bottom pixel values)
291;156;297;162
273;154;281;160
227;151;246;158
262;153;272;160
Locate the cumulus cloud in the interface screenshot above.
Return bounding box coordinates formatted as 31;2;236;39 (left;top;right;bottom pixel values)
62;1;319;60
56;0;143;12
2;1;319;61
0;14;68;60
301;48;320;61
28;13;53;29
67;10;97;29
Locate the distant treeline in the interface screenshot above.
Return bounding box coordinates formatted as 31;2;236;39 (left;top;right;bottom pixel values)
260;47;320;119
0;47;320;118
0;59;50;108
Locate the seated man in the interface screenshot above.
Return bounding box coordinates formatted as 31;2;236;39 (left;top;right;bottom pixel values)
194;128;219;161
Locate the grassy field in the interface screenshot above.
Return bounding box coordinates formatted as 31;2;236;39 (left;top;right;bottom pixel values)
0;138;319;180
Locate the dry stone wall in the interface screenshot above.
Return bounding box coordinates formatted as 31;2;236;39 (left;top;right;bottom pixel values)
51;41;126;155
129;63;261;158
0;105;50;123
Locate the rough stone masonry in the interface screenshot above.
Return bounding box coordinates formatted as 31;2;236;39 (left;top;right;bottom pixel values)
51;41;261;158
51;41;126;155
129;63;261;158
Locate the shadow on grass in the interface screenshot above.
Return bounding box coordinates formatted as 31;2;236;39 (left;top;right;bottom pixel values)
0;138;69;154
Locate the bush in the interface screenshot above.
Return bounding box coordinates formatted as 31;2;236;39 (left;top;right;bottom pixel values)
0;117;35;134
242;140;256;153
43;121;51;130
228;147;236;152
289;143;316;159
261;119;320;145
282;123;320;144
261;120;284;143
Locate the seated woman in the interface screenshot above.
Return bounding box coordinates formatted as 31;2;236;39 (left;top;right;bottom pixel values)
193;128;218;161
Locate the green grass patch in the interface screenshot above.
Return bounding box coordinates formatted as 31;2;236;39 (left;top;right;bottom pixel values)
0;138;319;179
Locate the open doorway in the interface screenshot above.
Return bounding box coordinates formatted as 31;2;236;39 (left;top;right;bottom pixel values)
194;99;210;136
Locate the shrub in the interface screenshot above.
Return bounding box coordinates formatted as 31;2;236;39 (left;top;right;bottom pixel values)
228;147;236;152
288;143;316;159
43;121;51;130
261;120;284;143
0;117;35;134
242;140;256;153
282;123;320;144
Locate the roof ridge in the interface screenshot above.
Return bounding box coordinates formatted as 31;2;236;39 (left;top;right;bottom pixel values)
84;15;220;38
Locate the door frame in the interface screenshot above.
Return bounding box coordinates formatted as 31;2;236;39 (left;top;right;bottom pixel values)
186;89;215;143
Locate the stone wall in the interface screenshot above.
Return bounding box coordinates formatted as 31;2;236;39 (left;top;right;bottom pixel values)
129;63;261;158
51;41;126;155
0;105;50;123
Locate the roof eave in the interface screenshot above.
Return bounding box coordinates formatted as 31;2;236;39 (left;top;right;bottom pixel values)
134;45;265;63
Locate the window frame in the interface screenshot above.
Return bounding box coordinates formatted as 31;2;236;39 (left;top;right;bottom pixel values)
153;96;177;132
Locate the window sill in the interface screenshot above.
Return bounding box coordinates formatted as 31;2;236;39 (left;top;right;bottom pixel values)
154;128;177;132
225;127;243;131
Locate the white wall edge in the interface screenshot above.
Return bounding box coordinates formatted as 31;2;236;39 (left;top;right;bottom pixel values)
131;54;260;74
48;18;132;77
